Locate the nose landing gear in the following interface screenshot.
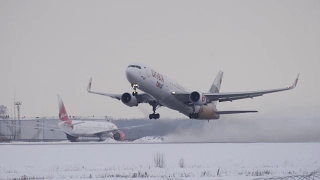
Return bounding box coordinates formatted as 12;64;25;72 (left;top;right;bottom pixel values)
131;83;139;96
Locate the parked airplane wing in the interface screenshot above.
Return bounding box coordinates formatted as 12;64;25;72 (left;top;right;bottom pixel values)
173;74;299;103
6;124;61;131
61;121;85;127
117;123;152;130
87;77;158;104
92;124;151;135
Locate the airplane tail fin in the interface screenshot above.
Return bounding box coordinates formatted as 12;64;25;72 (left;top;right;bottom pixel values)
57;94;70;121
209;71;223;106
209;71;223;93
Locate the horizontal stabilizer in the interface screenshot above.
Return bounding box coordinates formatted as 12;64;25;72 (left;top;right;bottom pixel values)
216;110;258;114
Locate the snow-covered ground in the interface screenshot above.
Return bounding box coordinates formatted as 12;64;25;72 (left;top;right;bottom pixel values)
0;138;319;180
133;136;166;143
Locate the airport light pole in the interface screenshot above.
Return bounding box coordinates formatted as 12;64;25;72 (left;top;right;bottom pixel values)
14;101;22;140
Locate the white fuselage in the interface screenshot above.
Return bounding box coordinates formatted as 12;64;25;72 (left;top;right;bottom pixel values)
125;64;219;119
58;120;117;137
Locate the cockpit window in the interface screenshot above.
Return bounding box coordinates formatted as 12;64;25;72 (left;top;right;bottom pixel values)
128;65;141;69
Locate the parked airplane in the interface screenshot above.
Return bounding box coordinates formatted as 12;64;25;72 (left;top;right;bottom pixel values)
7;95;147;142
87;64;299;120
56;94;144;142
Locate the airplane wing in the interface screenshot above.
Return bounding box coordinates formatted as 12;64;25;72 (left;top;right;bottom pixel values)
173;74;299;103
87;77;159;104
60;121;85;127
87;78;122;100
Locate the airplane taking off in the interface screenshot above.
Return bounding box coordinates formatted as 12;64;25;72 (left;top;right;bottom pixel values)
57;95;141;142
87;64;299;120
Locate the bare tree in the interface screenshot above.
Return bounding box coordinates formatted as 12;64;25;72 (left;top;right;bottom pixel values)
154;152;165;168
179;158;185;168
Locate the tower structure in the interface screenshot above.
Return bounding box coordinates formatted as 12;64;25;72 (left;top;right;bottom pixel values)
14;101;22;139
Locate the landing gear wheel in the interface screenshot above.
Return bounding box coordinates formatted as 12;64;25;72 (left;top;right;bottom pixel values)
149;113;160;119
131;83;139;96
149;101;161;120
189;113;199;119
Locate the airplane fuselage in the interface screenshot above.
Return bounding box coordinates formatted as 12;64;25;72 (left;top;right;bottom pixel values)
58;120;117;137
125;64;220;119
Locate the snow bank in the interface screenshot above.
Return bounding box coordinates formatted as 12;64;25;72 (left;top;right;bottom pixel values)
133;136;166;143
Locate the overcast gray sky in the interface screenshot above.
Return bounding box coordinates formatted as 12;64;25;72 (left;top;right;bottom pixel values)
1;0;319;120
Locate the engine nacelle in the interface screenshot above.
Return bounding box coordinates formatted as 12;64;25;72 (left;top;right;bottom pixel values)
113;131;125;141
189;91;206;105
121;92;138;107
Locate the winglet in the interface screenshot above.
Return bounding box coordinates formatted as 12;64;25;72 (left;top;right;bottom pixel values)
87;77;92;92
289;73;300;89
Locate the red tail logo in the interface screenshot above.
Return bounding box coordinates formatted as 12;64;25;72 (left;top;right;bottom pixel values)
57;95;70;122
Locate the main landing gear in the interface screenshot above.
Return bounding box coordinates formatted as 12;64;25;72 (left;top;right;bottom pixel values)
149;101;160;120
189;113;199;119
132;83;139;96
189;105;199;119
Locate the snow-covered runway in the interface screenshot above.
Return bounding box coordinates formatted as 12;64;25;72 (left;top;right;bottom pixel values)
0;141;319;179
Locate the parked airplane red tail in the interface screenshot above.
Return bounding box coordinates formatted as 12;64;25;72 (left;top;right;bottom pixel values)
57;94;70;121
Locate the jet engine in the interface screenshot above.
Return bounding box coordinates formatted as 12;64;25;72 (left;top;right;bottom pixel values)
121;92;138;107
189;91;206;105
113;131;125;141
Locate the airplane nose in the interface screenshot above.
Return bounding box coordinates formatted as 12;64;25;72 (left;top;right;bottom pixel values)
125;67;134;83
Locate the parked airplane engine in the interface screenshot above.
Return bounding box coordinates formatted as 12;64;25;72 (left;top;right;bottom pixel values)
189;91;206;105
113;131;125;141
121;92;138;107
